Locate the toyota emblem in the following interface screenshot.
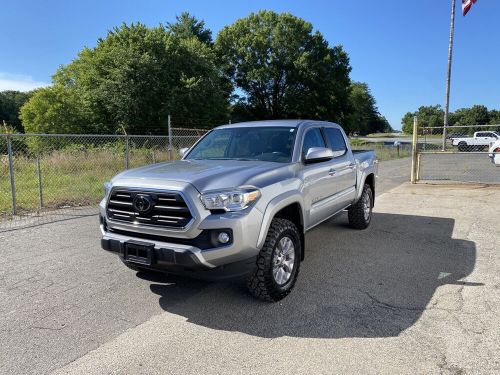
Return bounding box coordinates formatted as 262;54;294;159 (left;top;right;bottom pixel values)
133;194;154;213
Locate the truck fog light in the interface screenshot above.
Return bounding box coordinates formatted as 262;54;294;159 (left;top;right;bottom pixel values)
218;232;230;244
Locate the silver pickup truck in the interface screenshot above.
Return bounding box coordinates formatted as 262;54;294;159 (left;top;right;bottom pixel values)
100;120;377;301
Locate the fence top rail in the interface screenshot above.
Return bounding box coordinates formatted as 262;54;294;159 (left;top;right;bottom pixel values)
0;133;172;138
170;127;211;131
422;124;500;130
419;151;499;154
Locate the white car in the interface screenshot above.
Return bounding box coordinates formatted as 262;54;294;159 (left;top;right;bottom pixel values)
489;140;500;166
452;131;500;151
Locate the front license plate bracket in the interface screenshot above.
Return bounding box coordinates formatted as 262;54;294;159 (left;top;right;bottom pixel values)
124;242;154;266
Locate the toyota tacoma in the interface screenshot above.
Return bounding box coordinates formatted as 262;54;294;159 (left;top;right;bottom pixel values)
100;120;378;301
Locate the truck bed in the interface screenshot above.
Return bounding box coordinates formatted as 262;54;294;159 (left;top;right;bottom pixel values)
352;149;377;166
352;149;376;159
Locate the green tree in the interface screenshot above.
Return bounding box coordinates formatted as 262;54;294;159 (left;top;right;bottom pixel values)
0;90;32;132
19;85;87;152
450;105;490;126
0;122;20;154
21;22;229;135
489;109;500;125
167;12;212;44
401;105;444;134
401;112;414;134
345;82;390;135
375;115;393;133
215;11;351;122
19;85;87;134
402;104;500;133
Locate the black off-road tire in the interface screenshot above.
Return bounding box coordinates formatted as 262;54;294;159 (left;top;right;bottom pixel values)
348;184;373;230
247;218;301;302
458;142;467;152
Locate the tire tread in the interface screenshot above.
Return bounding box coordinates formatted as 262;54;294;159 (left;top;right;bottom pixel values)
247;218;301;302
348;184;373;230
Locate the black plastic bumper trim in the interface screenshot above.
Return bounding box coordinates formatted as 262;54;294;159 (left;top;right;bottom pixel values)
102;237;202;268
101;238;257;280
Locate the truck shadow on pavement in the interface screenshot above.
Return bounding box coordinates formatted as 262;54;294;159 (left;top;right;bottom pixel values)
147;212;479;338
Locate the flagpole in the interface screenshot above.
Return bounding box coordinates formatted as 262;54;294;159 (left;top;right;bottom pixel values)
442;0;456;151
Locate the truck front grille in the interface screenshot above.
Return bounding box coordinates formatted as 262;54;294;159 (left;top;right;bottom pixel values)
106;189;193;229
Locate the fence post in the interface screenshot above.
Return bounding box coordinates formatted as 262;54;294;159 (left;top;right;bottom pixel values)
124;135;129;169
36;155;44;208
167;115;173;160
416;153;421;182
7;135;17;215
411;116;418;184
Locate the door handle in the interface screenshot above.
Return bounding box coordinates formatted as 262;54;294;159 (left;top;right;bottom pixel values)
348;162;356;169
328;168;336;176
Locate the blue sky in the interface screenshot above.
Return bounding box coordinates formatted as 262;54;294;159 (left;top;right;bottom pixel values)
1;0;498;129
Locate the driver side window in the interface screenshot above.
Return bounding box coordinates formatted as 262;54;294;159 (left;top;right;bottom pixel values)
302;128;326;158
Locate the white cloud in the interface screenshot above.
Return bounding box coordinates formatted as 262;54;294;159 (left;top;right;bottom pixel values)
0;72;50;92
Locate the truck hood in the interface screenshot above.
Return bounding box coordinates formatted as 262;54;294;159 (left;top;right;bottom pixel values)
112;159;295;192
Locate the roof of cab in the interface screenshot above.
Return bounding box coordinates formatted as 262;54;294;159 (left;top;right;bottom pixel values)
216;119;337;129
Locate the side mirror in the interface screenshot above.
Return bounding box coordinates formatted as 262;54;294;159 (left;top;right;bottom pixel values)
304;147;334;164
179;148;189;158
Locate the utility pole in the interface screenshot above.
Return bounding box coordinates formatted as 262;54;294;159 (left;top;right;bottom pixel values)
442;0;456;151
167;115;173;160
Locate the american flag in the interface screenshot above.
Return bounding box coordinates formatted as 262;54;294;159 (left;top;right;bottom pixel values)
462;0;477;16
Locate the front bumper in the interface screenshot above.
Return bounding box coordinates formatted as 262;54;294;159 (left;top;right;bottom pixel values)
101;235;257;280
100;197;264;279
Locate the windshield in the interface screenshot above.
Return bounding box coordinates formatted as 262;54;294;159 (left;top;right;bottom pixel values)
185;127;297;163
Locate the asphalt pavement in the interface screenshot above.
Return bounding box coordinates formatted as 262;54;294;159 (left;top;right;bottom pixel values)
2;157;499;374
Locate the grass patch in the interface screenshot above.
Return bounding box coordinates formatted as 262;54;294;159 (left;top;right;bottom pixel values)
0;148;172;217
364;133;401;138
350;140;411;161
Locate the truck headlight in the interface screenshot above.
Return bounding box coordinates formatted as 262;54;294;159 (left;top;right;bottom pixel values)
200;189;260;211
103;181;112;197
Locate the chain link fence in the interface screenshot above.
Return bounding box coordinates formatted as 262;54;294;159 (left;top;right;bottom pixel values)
1;123;414;232
0;127;207;232
415;124;500;184
350;139;412;161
